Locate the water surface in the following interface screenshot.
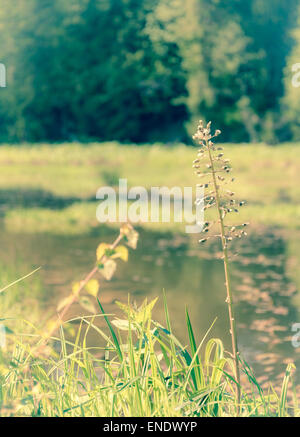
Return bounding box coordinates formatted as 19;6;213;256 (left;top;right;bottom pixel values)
0;225;299;388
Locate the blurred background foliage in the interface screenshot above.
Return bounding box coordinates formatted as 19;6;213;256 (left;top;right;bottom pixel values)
1;0;300;144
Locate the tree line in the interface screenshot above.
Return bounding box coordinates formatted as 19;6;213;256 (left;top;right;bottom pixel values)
0;0;300;144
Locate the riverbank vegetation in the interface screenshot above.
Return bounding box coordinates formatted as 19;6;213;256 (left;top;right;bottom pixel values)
0;290;298;417
0;142;299;234
1;1;300;144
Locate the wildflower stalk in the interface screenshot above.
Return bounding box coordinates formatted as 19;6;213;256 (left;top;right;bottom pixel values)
41;231;123;345
51;232;124;336
193;120;243;411
35;223;139;354
206;142;241;408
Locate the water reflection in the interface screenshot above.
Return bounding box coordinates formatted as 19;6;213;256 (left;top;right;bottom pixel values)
232;230;299;387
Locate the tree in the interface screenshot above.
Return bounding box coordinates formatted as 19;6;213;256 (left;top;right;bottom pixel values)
0;0;188;143
0;0;298;144
282;1;300;141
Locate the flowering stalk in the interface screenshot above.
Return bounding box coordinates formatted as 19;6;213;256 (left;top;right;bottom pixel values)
45;231;124;342
35;223;139;354
193;121;247;410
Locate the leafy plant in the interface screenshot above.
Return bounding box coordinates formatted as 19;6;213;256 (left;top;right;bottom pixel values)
41;223;139;350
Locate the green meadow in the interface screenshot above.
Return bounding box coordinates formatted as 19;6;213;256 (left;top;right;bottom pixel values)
1;142;300;234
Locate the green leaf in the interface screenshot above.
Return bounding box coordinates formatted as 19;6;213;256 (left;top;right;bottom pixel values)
96;243;111;261
279;363;296;416
79;296;96;314
85;279;99;298
136;298;158;323
120;223;139;249
111;318;135;331
115;298;158;324
186;307;204;391
2;326;14;334
126;230;139;249
111;245;128;262
97;299;123;362
99;259;116;280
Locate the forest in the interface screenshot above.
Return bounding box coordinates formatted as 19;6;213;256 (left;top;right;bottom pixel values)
1;0;300;144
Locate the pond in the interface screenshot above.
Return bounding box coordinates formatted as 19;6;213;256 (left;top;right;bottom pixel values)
0;224;299;389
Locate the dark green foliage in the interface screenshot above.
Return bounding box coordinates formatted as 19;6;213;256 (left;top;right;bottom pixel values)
0;0;299;143
0;0;188;143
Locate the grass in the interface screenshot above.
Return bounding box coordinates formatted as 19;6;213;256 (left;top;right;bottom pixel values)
0;141;300;234
0;295;298;417
4;202;300;235
0;142;298;203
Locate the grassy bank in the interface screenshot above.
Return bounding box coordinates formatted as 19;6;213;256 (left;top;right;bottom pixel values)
0;296;298;417
0;142;299;233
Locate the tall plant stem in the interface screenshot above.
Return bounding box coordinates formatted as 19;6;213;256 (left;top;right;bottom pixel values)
36;231;124;351
206;141;241;410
